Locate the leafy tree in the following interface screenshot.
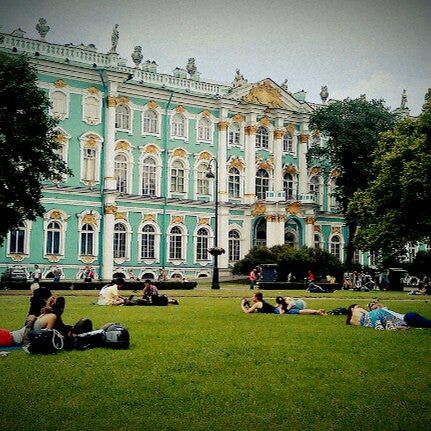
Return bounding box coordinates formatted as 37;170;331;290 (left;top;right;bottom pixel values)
349;90;431;257
405;250;431;276
308;98;396;266
0;52;70;245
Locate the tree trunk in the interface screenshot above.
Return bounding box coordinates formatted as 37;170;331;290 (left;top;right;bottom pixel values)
345;222;357;268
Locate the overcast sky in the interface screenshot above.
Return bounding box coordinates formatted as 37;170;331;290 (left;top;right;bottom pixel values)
1;0;430;114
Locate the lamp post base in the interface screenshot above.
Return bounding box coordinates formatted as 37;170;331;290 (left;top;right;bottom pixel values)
211;267;220;289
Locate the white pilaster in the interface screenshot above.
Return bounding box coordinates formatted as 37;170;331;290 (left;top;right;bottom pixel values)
102;196;116;280
105;82;118;191
218;206;229;269
217;110;229;203
242;212;253;255
304;216;315;248
298;123;309;196
244;114;257;204
273;117;284;194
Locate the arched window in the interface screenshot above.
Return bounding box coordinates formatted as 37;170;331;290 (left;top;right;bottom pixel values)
83;148;97;181
330;235;341;260
84;96;100;123
51;91;67;117
256;126;269;149
141;224;156;259
115;154;129;193
143;110;158;134
285;231;296;248
197;163;210;195
283;173;294;200
46;221;61;255
314;234;322;249
80;224;94;255
171;160;185;193
196;227;210;260
115;105;131;130
171;114;186;137
113;223;127;259
309;176;320;200
283;133;293;153
255;218;266;246
198;118;211;141
9;222;26;254
228;168;241;198
142;157;157;196
169;226;183;260
228;230;240;262
256;169;269;200
329;178;338;209
229;123;241;146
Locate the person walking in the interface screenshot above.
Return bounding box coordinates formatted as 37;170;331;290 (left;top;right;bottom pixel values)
249;268;257;290
33;264;42;283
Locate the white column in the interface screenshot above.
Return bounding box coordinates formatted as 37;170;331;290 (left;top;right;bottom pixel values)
217;113;228;203
244;114;257;204
104;83;118;191
242;212;253;256
273;128;284;194
298;123;309;196
102;197;116;280
304;216;315;248
266;207;286;247
218;206;229;269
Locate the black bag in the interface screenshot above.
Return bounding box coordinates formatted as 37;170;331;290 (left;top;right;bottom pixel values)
73;323;129;350
26;329;64;354
327;307;348;315
151;294;168;306
73;329;105;350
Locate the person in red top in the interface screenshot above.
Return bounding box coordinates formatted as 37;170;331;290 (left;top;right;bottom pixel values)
249;268;257;290
307;270;315;283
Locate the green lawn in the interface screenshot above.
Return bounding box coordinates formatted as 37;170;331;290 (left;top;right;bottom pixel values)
1;285;430;431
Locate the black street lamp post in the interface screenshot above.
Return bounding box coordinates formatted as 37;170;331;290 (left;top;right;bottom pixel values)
206;158;224;289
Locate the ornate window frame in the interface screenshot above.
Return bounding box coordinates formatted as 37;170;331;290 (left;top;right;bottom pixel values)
113;220;132;264
49;88;69;121
228;226;243;262
228;122;243;147
329;234;344;262
168;149;190;198
142;103;162;137
169;106;190;141
115;103;133;133
6;220;32;261
196;111;215;145
77;210;101;264
167;223;188;264
193;224;214;264
255;168;270;200
227;157;245;200
138;220;161;264
79;132;103;186
82;92;102;125
43;209;69;262
114;140;133;195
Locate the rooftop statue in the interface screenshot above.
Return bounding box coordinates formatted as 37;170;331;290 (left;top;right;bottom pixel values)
36;18;50;41
400;89;408;109
131;46;143;68
320;85;329;103
186;58;197;76
110;24;119;54
232;69;248;88
281;79;289;91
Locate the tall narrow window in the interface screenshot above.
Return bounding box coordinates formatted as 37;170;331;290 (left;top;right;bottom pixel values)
80;224;94;255
51;91;67;117
197;164;210;195
115;105;131;130
169;226;183;260
256;169;269;200
196;228;209;260
84;96;100;123
171;114;186;137
314;234;322;249
330;236;341;260
113;223;127;259
171;160;185;193
229;123;241;146
285;231;296;248
115;154;129;194
283;173;294;199
83;148;97;182
9;222;26;254
142;157;156;196
255;218;266;246
283;133;293;153
228;168;241;198
143;110;158;134
329;178;338;209
198;118;211;141
256;126;269;149
141;225;155;259
46;221;61;255
309;176;320;200
228;230;240;262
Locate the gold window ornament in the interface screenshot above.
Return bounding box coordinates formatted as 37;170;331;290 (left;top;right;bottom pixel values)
147;100;159;110
232;114;244;123
173;148;187;158
144;144;159;154
199;152;212;161
54;79;67;88
87;87;99;94
172;215;184;224
287;201;302;215
143;214;156;222
115;140;130;151
251;203;266;216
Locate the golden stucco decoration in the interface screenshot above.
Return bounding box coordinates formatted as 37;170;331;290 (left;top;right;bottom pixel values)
201;110;211;118
218;121;229;131
330;168;341;178
310;166;321;176
84;134;98;148
229;158;244;170
299;134;309;144
259;116;270;126
147;100;158;110
172;215;184;224
245;125;257;136
287;201;301;215
251;203;266;216
116;96;129;106
144;144;159;154
107;96;117;107
198;217;210;226
82;214;97;225
55;133;67;144
175;105;186;113
81;256;96;264
242;81;286;108
286;124;295;134
199;152;212;161
266;214;277;222
314;225;321;233
305;216;316;225
285;164;298;175
104;205;118;215
273;130;284;140
173;148;186;158
259;160;272;170
115;140;130;151
232;113;244;123
277;215;286;223
87;87;99;94
50;210;63;220
144;214;156;222
47;255;60;263
332;226;341;235
11;254;25;262
54;79;67;88
115;212;127;221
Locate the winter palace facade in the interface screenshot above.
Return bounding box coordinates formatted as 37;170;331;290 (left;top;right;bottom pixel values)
0;22;381;280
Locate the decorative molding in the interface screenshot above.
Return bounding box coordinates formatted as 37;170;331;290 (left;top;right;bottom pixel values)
330;168;341;177
284;164;298;175
46;255;60;263
81;256;96;264
143;214;156;222
286;124;295;134
218;121;229;131
172;215;184;224
259;159;273;170
82;214;98;225
50;210;63;220
175;105;186;113
274;129;284;139
266;214;277;222
332;226;341;234
87;86;99;94
245;125;257;136
287;201;301;215
104;204;118;215
305;216;316;225
310;166;321;176
201;110;211;117
115;211;127;221
259;116;270;126
115;140;130;151
198;217;210;226
242;81;286;108
116;96;129;106
173;148;187;158
144;144;159;154
229;158;244;170
10;254;25;262
232;113;244;123
314;225;321;233
84;134;99;148
54;79;67;88
299;134;309;144
107;96;116;107
147;100;158;110
55;133;67;144
251;203;266;216
199;151;212;161
277;215;286;223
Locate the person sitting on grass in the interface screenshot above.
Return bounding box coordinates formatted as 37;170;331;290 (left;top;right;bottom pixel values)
275;296;326;315
346;303;431;329
241;292;276;314
141;280;179;306
408;282;430;296
97;278;126;306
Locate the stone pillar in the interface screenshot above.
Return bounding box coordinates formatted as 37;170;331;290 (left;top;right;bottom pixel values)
304;216;315;248
102;199;117;280
242;212;253;256
266;213;286;247
218;205;229;269
244;119;257;204
105;83;118;191
273;128;284;194
217;118;229;203
298;129;309;196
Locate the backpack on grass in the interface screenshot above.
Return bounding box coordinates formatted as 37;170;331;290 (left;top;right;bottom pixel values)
26;329;64;354
73;323;129;350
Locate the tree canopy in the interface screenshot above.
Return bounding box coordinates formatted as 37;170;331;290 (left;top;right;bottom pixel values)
349;90;431;257
307;97;396;266
0;52;71;245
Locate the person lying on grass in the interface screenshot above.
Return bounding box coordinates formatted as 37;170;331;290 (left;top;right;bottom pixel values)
97;278;127;305
241;292;276;314
346;303;431;329
275;296;326;315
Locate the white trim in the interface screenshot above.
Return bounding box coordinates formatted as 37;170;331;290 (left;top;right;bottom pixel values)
6;220;32;259
194;158;214;200
168;153;190;198
139;148;162;197
115;104;133;133
167;223;188;263
141;105;163;138
49;88;69;121
137;220;161;264
77;210;101;262
113;219;132;264
79;132;103;185
193;224;214;264
114;143;134;194
195;113;215;145
43;210;70;260
169;109;190;141
82;93;102;125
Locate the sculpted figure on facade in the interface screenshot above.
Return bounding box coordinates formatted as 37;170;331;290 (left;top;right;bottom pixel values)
232;69;248;88
110;24;119;53
281;79;289;91
36;18;50;41
131;46;143;68
320;85;329;103
186;58;197;77
400;89;408;109
242;82;286;108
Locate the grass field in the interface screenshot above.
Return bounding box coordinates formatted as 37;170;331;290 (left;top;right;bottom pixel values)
1;285;430;431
